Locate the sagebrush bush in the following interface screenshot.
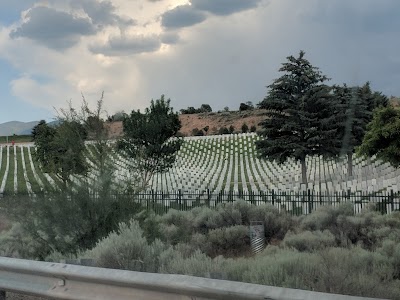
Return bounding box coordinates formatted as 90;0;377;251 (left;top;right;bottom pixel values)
201;225;250;257
0;223;43;259
159;249;223;277
214;202;243;227
86;219;168;272
191;206;222;233
159;209;193;244
248;204;293;242
283;230;336;251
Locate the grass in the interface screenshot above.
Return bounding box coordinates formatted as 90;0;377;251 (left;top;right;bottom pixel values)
22;146;42;193
15;147;28;194
0;135;32;144
4;147;15;194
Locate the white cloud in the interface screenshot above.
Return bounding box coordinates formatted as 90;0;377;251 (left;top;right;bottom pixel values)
1;0;400;123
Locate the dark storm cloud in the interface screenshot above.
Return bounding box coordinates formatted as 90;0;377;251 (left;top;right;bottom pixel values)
89;35;161;56
70;0;136;28
161;5;206;29
9;6;95;49
303;0;400;34
191;0;263;16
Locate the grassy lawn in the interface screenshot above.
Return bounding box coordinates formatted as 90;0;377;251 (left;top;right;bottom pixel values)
0;135;32;144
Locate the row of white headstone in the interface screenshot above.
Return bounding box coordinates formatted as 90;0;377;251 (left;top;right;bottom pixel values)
1;134;399;196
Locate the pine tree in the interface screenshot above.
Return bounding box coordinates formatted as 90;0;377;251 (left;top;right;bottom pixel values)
257;51;340;185
334;82;388;177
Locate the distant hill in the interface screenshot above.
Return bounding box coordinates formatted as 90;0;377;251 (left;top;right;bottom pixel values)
0;121;39;136
0;120;60;137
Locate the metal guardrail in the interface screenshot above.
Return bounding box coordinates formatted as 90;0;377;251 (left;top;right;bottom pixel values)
0;257;382;300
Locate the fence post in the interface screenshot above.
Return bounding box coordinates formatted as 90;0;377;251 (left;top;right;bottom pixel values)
271;189;275;206
207;189;211;207
308;189;312;214
390;190;395;213
178;189;182;206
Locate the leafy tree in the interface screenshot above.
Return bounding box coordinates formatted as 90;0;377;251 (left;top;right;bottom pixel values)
200;104;212;113
33;119;88;187
239;102;252;111
3;185;143;258
192;128;204;136
256;51;340;185
229;125;235;134
250;125;257;133
203;126;209;135
224;106;229;112
334;83;388;177
357;106;400;168
219;127;230;135
31;120;56;167
241;123;249;133
118;95;183;189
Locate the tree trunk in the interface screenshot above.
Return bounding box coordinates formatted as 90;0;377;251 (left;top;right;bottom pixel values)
301;157;308;185
347;152;353;178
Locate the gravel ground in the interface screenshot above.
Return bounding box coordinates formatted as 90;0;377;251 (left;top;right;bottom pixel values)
6;293;55;300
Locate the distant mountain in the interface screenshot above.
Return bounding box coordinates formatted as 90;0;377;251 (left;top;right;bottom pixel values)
0;121;39;136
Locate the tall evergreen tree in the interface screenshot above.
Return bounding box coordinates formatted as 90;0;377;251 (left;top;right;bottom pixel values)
357;106;400;168
257;51;340;185
334;82;388;177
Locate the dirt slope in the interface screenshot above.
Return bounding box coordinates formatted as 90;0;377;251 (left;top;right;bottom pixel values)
106;109;268;138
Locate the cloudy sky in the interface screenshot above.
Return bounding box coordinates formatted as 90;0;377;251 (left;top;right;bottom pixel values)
0;0;399;123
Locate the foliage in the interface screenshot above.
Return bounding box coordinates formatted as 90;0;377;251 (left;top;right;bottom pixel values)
1;188;144;259
241;123;249;133
218;126;230;135
256;51;340;184
357;106;400;168
180;104;212;114
118;95;183;189
192;128;204;136
239;102;253;111
250;125;257;132
283;230;336;251
333;83;388;176
32;119;88;186
86;219;167;272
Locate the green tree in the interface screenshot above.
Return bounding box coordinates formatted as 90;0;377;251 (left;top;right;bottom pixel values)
229;125;235;134
117;95;183;189
357;106;400;168
257;51;340;185
200;104;212;113
334;83;388;177
32;119;88;187
241;123;249;133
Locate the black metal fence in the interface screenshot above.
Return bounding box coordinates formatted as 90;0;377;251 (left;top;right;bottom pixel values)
130;189;400;215
1;189;399;215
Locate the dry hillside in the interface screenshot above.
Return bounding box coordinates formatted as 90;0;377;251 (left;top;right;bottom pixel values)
105;109;268;138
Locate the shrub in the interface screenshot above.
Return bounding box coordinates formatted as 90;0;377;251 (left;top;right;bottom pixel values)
215;202;243;227
159;249;223;277
159;209;193;244
250;125;257;132
241;123;249;133
202;225;250;257
283;230;336;252
191;206;222;233
248;204;294;242
0;223;43;259
86;219;168;272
